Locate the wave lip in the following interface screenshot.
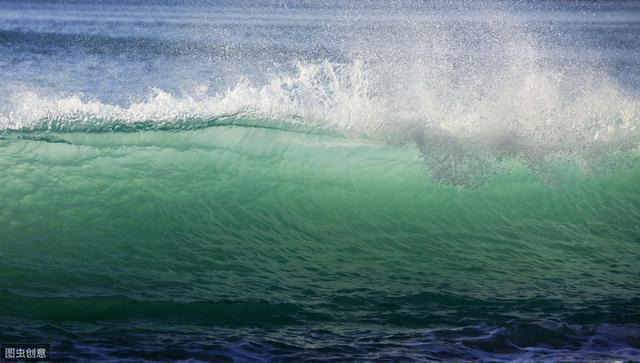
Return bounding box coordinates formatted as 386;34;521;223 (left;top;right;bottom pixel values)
3;58;638;148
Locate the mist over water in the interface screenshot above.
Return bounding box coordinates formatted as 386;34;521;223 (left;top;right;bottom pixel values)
1;1;640;361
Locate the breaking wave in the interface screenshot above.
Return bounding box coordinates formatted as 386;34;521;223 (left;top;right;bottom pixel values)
2;56;639;186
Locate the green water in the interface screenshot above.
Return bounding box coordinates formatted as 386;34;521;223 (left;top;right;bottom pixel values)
1;125;639;360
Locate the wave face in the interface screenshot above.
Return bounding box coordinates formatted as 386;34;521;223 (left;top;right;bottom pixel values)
1;0;640;361
2;126;640;361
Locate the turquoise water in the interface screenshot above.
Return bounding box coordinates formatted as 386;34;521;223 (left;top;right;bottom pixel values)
1;0;640;361
2;123;640;360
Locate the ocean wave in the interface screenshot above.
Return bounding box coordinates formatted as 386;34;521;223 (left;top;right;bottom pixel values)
2;4;640;186
2;57;639;186
3;56;638;144
2;2;640;361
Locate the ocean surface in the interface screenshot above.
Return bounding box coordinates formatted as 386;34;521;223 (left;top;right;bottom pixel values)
1;1;640;361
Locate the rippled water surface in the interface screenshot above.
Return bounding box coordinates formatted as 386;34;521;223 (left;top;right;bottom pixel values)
1;1;640;361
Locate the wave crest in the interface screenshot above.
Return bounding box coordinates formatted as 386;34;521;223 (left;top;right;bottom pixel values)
2;24;640;187
4;59;638;142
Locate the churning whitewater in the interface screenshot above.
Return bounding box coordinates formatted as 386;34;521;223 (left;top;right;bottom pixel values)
1;1;640;361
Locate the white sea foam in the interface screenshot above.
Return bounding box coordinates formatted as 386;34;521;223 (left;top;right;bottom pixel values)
2;57;637;152
0;61;379;131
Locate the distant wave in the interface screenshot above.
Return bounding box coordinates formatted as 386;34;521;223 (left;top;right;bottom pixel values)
0;29;335;60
